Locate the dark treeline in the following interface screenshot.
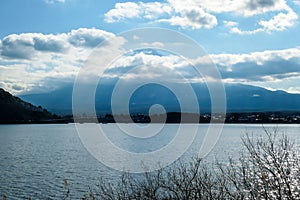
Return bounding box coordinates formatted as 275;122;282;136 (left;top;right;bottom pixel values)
72;111;300;124
4;111;299;124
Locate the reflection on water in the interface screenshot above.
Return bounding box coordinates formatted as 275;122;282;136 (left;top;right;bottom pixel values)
0;124;299;198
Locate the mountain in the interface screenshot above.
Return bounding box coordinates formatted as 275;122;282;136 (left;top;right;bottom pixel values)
19;83;300;115
0;88;59;123
225;84;300;112
19;85;74;115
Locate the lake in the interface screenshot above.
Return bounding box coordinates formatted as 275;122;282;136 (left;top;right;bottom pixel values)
0;124;299;199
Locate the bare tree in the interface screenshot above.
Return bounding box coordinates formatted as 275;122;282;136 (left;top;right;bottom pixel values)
218;128;300;199
90;128;300;200
97;157;231;200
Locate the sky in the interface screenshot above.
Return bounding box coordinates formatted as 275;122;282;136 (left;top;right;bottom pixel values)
0;0;300;94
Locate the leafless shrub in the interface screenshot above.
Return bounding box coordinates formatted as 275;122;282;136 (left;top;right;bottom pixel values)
218;128;300;199
97;158;232;199
96;128;299;200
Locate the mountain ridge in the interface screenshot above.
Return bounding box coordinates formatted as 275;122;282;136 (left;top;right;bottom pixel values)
0;88;59;123
18;83;300;115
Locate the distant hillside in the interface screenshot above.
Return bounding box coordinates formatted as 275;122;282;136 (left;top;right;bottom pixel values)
0;88;59;123
19;83;300;115
225;84;300;112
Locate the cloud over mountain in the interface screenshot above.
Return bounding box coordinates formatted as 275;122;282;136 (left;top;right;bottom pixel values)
0;28;299;95
211;48;300;80
210;48;300;93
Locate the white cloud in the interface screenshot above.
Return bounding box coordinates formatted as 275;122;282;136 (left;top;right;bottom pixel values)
223;21;238;28
142;2;173;19
0;28;115;94
104;47;300;91
100;50;201;84
293;0;300;6
105;0;217;29
258;8;298;32
208;48;300;93
44;0;65;4
229;6;298;35
287;86;300;93
230;27;264;35
199;0;298;34
211;48;300;66
197;0;287;16
0;33;69;59
68;28;114;47
105;2;142;23
158;7;217;29
105;0;298;34
1;28;300;95
0;28;114;60
105;1;172;23
210;48;300;83
226;9;298;34
140;42;165;48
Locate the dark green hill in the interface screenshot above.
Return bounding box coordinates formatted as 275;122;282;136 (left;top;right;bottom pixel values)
0;88;59;123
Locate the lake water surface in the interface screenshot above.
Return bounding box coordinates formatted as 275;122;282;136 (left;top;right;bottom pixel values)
0;124;299;199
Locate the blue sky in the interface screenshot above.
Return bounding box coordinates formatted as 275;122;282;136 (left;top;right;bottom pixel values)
0;0;300;94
